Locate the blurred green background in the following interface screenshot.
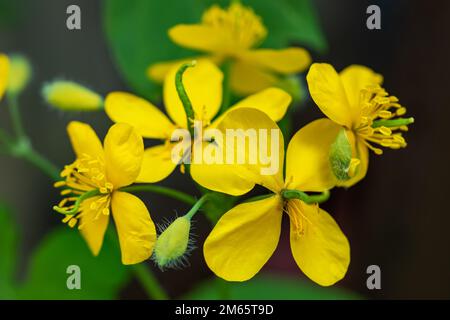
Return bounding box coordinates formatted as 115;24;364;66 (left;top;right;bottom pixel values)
0;0;449;299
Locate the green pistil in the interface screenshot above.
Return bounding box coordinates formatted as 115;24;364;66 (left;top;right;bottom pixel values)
372;117;414;128
53;189;101;215
281;189;330;205
175;61;197;138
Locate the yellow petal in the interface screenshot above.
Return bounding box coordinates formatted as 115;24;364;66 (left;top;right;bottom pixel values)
104;123;144;189
190;140;255;196
164;59;223;128
136;144;178;183
111;191;156;265
213;87;291;124
340;65;383;123
0;53;9;100
288;200;350;286
67;121;104;160
204;195;283;281
78;197;110;256
337;135;369;188
306;63;352;127
169;24;233;54
230;60;278;95
240;48;311;74
105;92;174;139
286;118;341;191
213;108;285;194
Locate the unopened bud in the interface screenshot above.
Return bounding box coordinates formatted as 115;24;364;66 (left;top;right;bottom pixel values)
42;80;103;111
153;216;192;269
7;54;32;96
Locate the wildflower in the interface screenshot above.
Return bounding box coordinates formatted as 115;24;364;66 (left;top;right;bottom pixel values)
43;80;103;111
148;2;311;95
7;54;32;96
105;60;292;186
306;63;414;187
0;53;9;100
202;108;350;286
53;121;156;265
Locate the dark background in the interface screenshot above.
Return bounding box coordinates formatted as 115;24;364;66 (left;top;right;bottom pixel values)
0;0;449;299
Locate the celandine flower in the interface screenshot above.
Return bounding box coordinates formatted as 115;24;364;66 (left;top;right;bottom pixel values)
105;60;292;186
202;108;350;286
0;53;9;100
53;121;156;265
148;2;311;95
306;63;414;187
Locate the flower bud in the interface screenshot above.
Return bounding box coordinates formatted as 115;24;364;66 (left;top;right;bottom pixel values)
42;81;103;111
329;128;355;181
7;54;32;96
153;216;192;269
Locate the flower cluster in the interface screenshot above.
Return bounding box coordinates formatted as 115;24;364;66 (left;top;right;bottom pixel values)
0;2;414;288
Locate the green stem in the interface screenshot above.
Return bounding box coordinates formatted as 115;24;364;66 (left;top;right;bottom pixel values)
7;93;27;142
372;117;414;128
175;61;196;138
105;228;168;300
281;189;330;204
20;146;60;181
119;184;196;206
131;263;169;300
185;193;209;220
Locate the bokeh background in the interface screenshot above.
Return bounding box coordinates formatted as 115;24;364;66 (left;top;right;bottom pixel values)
0;0;449;299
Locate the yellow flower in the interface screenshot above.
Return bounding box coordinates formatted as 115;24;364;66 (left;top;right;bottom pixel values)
306;63;414;187
53;121;156;265
105;60;292;186
202;108;350;286
148;2;311;95
0;53;9;100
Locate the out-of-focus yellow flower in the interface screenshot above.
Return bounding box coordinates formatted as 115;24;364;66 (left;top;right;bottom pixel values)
7;54;32;95
148;2;311;95
43;81;103;111
306;63;414;187
0;53;9;100
105;60;292;185
53;122;156;265
202;108;350;286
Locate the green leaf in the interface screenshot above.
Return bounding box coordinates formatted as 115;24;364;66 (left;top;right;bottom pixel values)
232;0;327;51
103;0;204;100
103;0;327;100
18;227;130;299
201;190;238;224
0;204;19;299
186;274;361;299
329;128;352;181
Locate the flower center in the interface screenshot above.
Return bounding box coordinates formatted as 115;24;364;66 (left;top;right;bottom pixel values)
202;3;267;52
354;84;413;155
53;154;113;228
285;199;314;238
